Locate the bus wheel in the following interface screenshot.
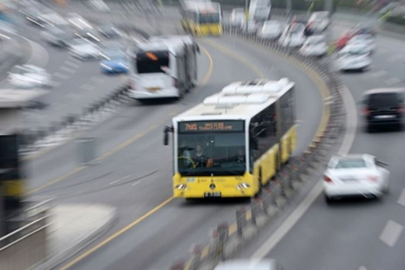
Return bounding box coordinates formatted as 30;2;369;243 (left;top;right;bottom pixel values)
255;169;263;197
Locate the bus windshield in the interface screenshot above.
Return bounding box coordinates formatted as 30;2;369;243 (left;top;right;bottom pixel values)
198;12;220;24
177;121;246;176
136;51;169;74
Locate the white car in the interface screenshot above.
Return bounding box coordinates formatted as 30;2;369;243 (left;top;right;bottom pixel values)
214;259;286;270
38;11;69;27
8;65;53;89
308;11;330;33
242;19;258;34
40;25;71;47
299;35;328;57
257;20;282;40
230;8;245;28
337;43;372;71
69;38;101;60
324;154;390;203
278;23;306;47
347;34;376;53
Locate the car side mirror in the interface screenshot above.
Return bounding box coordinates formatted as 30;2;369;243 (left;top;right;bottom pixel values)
163;126;173;146
376;160;389;168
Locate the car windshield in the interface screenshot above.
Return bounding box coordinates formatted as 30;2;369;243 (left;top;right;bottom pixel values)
368;93;402;107
10;66;29;75
335;159;367;169
307;37;324;45
177;121;246;176
341;47;368;56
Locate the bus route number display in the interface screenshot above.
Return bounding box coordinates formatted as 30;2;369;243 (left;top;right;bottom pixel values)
179;121;244;132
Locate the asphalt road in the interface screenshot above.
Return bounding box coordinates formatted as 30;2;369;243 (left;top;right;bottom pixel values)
3;11;127;131
237;22;405;270
24;29;323;270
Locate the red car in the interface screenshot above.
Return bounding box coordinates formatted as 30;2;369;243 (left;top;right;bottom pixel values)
335;22;377;50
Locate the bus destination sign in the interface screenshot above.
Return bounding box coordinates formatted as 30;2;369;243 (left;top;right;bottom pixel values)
179;121;244;132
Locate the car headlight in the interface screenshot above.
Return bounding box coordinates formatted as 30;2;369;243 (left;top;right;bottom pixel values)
237;183;250;190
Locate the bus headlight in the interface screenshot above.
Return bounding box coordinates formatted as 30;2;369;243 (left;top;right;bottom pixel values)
237;183;250;190
175;184;188;190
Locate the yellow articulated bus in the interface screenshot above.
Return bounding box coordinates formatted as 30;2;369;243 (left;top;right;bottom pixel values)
163;78;296;198
180;1;223;36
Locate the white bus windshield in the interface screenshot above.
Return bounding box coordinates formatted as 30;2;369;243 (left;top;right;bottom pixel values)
136;51;169;74
177;120;246;176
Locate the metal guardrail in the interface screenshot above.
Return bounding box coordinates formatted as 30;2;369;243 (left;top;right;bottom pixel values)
170;26;346;270
19;85;131;155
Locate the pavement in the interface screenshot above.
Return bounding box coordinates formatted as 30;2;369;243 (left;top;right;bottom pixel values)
34;203;117;270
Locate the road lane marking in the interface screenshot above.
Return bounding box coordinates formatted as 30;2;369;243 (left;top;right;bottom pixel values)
80;84;95;91
384;77;401;86
59;197;174;270
65;61;80;68
131;181;141;186
199;45;214;85
371;70;387;78
202;39;265;78
397;189;405;207
91;77;105;84
387;54;405;63
66;93;81;99
53;72;70;80
359;266;368;270
379;220;403;247
60;66;76;74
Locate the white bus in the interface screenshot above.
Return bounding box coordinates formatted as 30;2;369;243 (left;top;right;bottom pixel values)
128;39;196;102
148;35;200;88
164;78;296;198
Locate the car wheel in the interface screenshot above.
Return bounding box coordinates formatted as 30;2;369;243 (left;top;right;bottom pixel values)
325;195;333;205
366;125;374;133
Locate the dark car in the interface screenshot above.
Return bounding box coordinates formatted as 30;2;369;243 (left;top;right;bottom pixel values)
361;88;405;132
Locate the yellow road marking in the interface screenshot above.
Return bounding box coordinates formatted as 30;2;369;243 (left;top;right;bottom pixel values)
26;45;214;196
199;45;214;86
246;209;252;220
183;259;192;270
228;223;237;236
202;39;265;78
59;197;174;270
201;245;210;259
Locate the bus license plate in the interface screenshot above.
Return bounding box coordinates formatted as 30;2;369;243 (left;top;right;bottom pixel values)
204;192;221;198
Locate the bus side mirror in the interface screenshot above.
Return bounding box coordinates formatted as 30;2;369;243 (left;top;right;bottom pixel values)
163;126;173;146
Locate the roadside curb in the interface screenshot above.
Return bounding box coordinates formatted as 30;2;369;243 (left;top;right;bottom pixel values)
33;205;118;270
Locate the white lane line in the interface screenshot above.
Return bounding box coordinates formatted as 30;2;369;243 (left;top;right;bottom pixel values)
384;77;401;86
91;77;105;84
65;61;80;68
387;54;404;63
66;93;81;99
53;72;70;80
397;189;405;207
109;179;120;185
358;266;368;270
60;66;76;74
132;181;141;186
80;84;95;91
250;85;358;261
122;174;132;180
53;81;61;87
379;220;403;247
371;70;388;78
